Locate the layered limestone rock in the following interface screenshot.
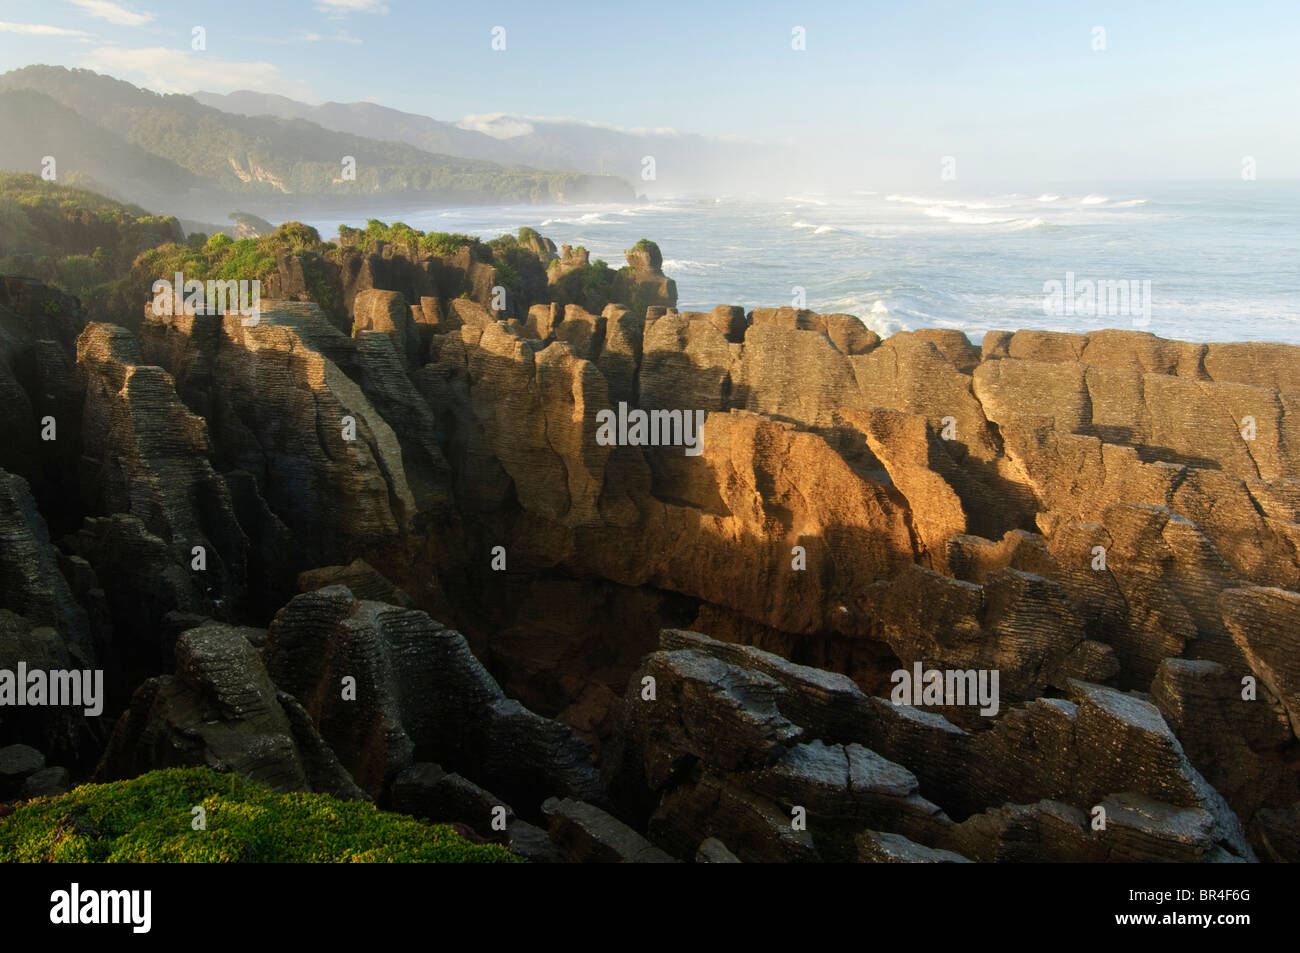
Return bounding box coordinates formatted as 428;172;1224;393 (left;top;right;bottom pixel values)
606;629;1255;863
262;585;605;810
77;322;249;606
97;622;366;800
0;469;93;764
3;252;1298;861
140;300;458;611
610;241;677;312
409;297;1299;857
0;277;85;515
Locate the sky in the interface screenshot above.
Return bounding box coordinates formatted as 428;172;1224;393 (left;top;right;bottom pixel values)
1;0;1298;185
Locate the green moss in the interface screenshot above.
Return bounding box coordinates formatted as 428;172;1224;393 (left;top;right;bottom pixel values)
0;767;519;863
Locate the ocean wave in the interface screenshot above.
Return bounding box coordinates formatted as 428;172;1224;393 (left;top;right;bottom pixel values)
615;203;680;216
792;221;818;229
863;303;905;338
1007;216;1048;230
814;225;838;234
785;194;828;206
1080;194;1109;205
662;258;719;274
1109;199;1148;208
923;207;1018;225
889;194;1012;210
539;212;614;226
1037;194;1060;202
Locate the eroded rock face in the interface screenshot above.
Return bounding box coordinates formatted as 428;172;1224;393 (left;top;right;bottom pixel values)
2;255;1298;861
97;623;366;800
262;586;604;809
606;629;1254;863
130;284;1300;857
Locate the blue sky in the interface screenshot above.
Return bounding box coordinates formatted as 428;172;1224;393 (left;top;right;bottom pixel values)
1;0;1297;183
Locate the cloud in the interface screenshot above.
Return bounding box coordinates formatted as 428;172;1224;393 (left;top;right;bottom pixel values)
0;21;90;36
456;114;536;139
458;112;685;139
80;46;316;99
65;0;154;27
313;0;388;14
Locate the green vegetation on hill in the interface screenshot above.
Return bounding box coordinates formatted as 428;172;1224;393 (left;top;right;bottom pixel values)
0;173;656;328
0;767;518;863
0;88;204;211
100;220;337;320
0;172;183;296
0;66;634;211
338;219;483;259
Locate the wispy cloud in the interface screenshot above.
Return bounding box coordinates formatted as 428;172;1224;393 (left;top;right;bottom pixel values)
0;21;91;36
457;114;536;139
458;112;684;139
66;0;154;27
80;46;315;99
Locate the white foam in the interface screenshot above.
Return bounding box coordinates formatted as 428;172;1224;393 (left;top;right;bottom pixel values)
616;203;679;216
1080;194;1109;205
1110;199;1148;208
662;259;719;274
923;207;1018;225
539;212;616;226
889;195;1012;210
1037;194;1060;202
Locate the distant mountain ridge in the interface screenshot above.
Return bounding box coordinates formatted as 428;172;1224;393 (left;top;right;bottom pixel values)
0;66;632;220
192;89;787;193
191;90;522;166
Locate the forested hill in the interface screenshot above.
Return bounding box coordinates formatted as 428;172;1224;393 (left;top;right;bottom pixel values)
0;66;633;219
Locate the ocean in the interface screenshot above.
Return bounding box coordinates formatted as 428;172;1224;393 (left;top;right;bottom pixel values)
303;182;1300;345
